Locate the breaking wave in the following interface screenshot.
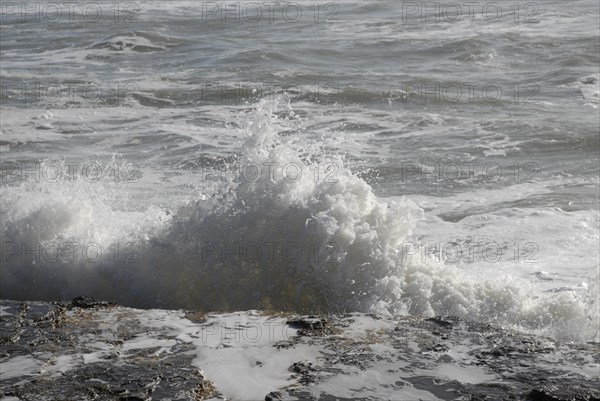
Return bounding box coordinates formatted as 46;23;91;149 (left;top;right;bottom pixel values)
0;100;597;341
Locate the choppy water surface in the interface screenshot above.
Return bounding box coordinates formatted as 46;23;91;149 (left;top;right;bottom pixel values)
0;0;599;341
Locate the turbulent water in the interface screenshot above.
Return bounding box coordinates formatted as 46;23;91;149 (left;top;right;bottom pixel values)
0;1;599;341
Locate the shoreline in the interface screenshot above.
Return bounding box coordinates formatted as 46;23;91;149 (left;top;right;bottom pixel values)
0;297;598;401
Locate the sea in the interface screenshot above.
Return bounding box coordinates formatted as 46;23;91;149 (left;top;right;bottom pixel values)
0;0;599;341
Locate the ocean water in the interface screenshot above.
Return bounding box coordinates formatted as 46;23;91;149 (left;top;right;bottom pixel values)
0;0;599;341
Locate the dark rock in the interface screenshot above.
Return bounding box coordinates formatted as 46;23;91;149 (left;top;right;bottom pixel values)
528;389;562;401
291;361;315;374
1;300;598;401
286;315;342;337
290;361;319;385
287;316;326;331
265;390;284;400
426;316;456;328
528;387;600;401
71;296;117;309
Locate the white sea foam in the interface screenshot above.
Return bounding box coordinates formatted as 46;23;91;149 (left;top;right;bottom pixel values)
0;100;597;341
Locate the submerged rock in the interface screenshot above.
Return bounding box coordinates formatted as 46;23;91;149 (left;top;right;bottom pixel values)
0;299;598;401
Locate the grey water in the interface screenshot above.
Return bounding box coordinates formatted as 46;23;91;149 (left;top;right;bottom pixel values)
0;1;599;339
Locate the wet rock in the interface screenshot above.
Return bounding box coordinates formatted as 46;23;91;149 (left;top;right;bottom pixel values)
426;316;457;328
287;316;326;331
274;340;294;349
70;296;117;309
286;315;340;337
0;303;27;345
1;301;598;401
265;390;284;400
0;300;214;401
291;361;315;374
290;361;319;385
425;343;449;352
184;310;208;324
528;387;600;401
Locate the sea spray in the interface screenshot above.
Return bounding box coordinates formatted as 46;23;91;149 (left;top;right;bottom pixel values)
0;100;597;341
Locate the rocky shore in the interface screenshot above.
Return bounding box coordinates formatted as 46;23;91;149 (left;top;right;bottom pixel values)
0;298;598;401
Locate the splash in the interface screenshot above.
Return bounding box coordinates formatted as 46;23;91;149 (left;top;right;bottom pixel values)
0;100;597;341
